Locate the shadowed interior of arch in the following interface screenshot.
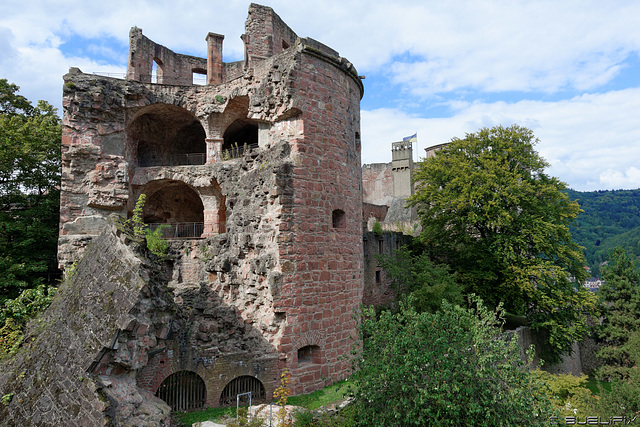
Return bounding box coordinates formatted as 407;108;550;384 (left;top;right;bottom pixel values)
156;370;206;412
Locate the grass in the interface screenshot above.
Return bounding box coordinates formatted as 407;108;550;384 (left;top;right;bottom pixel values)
174;380;350;425
287;380;349;410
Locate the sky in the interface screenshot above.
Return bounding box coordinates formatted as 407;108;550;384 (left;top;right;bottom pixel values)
1;0;639;191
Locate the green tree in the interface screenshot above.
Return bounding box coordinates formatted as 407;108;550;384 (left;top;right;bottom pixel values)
378;245;462;313
349;296;554;426
409;125;596;362
596;246;640;380
0;79;61;303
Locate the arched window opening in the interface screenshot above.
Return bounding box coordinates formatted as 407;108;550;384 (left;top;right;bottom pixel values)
332;209;346;229
156;370;206;412
222;119;259;159
192;68;207;86
141;180;205;239
129;104;206;167
297;345;321;365
219;376;265;406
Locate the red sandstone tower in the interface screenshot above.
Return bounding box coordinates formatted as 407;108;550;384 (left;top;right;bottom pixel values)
59;3;363;410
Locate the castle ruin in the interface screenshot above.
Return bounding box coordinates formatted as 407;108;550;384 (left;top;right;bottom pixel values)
0;4;365;425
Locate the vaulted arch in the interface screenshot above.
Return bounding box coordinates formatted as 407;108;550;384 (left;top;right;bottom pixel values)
127;104;206;167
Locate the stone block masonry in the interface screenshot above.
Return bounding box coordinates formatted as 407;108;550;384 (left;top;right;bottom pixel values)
0;220;174;426
13;2;369;421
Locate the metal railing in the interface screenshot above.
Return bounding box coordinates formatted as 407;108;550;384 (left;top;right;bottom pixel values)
147;222;205;239
172;153;206;166
221;142;259;160
138;153;206;167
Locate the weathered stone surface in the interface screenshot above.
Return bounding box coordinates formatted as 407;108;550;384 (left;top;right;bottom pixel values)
0;221;173;426
41;4;366;420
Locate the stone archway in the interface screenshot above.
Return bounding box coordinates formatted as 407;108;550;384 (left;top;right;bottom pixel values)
219;376;266;406
140;180;205;238
156;370;206;412
127;104;206;167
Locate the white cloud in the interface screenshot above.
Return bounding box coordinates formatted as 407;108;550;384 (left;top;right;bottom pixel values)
363;88;640;191
1;0;639;191
599;167;640;189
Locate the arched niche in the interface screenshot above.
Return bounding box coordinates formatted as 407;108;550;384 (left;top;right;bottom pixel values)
219;376;265;406
127;104;206;167
138;180;205;238
156;370;206;412
222;119;259;159
297;345;322;365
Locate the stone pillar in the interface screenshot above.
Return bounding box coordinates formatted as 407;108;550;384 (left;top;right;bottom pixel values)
206;33;225;85
202;195;226;237
206;138;223;164
127;27;152;82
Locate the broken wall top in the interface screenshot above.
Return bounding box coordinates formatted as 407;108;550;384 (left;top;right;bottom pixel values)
125;2;362;95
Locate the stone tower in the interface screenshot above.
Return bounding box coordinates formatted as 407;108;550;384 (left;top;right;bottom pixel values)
55;2;363;415
391;140;414;198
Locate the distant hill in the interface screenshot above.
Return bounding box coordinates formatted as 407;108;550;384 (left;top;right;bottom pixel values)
566;189;640;277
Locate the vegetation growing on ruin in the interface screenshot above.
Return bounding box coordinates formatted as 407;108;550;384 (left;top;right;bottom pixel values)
127;194;169;259
377;244;462;313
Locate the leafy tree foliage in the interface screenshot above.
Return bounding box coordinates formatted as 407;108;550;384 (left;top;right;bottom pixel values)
595;246;640;381
409;125;596;362
593;247;640;417
377;245;462;313
0;79;61;303
349;296;554;426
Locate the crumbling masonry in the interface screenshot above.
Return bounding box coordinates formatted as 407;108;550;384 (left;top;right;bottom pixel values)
0;4;364;425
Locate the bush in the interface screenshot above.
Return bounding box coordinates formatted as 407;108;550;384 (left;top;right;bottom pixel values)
533;371;596;418
349;296;554;426
145;225;170;260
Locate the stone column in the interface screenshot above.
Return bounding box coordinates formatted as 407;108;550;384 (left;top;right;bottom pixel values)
202;195;226;237
206;33;225;85
206;138;223;164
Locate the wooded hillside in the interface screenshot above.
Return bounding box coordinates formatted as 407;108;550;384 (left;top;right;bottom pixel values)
567;189;640;277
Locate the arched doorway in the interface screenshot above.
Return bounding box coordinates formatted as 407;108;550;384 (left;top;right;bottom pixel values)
156;370;206;411
219;376;266;406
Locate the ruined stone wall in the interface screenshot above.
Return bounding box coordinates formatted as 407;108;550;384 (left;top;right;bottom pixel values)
362;162;394;206
362;231;411;308
244;3;298;66
0;221;173;426
363;202;388;231
57;3;364;407
127;27;207;85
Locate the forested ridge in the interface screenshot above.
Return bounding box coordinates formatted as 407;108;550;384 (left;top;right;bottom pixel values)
566;188;640;277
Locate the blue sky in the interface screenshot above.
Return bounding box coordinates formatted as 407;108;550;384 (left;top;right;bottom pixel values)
1;0;639;191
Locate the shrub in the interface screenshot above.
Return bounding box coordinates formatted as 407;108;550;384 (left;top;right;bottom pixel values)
349;296;554;426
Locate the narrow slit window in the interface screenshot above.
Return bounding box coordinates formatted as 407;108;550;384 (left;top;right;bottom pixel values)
332;209;346;229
